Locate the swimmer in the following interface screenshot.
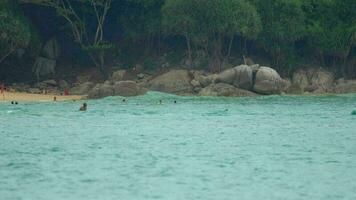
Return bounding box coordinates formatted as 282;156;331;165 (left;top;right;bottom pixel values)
79;103;87;111
174;100;177;104
122;99;126;102
159;100;162;104
11;101;14;105
15;102;18;105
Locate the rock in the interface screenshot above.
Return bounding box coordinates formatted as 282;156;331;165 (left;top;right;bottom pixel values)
113;81;147;97
233;65;253;90
137;73;145;79
11;83;31;92
58;80;69;89
253;67;288;94
292;68;334;93
287;84;304;94
28;88;41;94
76;75;91;84
111;70;126;82
292;70;309;90
148;70;193;94
199;83;258;97
70;82;94;95
33;57;56;80
42;79;57;86
309;69;334;92
88;83;114;99
190;79;201;88
198;74;218;87
216;68;236;84
333;79;356;94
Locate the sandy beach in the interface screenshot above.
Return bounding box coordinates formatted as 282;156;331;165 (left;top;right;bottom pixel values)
0;92;85;102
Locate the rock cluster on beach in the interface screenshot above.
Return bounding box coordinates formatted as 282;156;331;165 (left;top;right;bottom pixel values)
8;63;356;99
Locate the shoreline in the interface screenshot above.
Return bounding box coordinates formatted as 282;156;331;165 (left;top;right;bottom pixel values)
1;91;355;103
0;92;85;102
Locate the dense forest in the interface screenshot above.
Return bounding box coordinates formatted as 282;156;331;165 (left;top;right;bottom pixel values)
1;0;356;83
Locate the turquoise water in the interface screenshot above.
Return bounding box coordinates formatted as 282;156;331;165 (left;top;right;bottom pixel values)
1;92;356;200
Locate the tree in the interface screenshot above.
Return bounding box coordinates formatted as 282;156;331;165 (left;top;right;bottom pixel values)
163;0;261;71
22;0;114;78
302;0;356;67
253;0;306;68
0;0;31;65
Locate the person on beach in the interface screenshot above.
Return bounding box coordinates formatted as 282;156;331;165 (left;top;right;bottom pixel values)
53;96;57;101
79;103;87;111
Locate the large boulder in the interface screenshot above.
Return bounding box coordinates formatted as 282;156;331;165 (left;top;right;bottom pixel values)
216;68;236;84
233;65;253;90
148;70;193;94
291;68;334;93
333;79;356;94
292;70;309;90
253;67;289;94
111;70;126;82
113;81;147;97
309;69;334;92
70;82;94;95
199;83;258;97
197;74;218;87
88;83;114;99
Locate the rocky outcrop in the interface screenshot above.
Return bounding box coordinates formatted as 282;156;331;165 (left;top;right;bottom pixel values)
233;65;254;90
88;83;114;99
111;70;126;82
290;68;334;94
333;79;356;94
88;81;146;99
113;81;147;97
216;68;236;84
199;83;258;97
148;70;193;94
70;82;94;95
214;65;254;90
253;67;290;94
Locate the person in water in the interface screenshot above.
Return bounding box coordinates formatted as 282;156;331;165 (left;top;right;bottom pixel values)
159;99;162;104
79;103;87;111
122;99;126;102
174;100;177;104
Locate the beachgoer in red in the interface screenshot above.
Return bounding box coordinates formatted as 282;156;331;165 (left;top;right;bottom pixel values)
64;88;69;96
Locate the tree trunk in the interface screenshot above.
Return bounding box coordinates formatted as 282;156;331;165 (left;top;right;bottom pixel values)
185;34;192;68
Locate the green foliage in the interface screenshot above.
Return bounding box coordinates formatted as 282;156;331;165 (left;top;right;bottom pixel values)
253;0;306;66
162;0;261;68
0;0;31;63
302;0;356;62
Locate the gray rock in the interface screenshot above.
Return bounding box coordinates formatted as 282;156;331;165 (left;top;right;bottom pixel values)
113;81;147;97
148;70;193;94
28;88;41;94
111;70;126;82
70;82;94;95
216;68;236;84
199;83;258;97
42;79;57;86
333;79;356;94
253;67;288;94
198;74;218;87
190;79;201;88
233;65;253;90
137;73;145;79
309;69;334;92
88;83;114;99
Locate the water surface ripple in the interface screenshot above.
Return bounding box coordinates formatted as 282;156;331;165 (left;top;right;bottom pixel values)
1;93;356;200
